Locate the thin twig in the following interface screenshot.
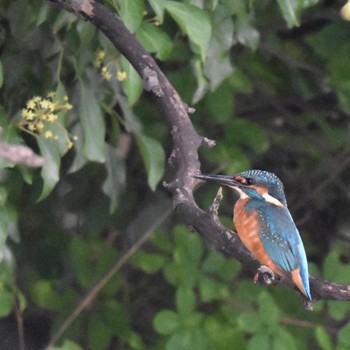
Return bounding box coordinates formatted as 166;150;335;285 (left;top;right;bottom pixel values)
46;208;172;349
14;296;25;350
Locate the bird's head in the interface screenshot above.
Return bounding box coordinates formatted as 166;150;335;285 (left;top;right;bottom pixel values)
194;169;287;207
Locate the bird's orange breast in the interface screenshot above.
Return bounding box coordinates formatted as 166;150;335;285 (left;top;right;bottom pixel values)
233;198;284;276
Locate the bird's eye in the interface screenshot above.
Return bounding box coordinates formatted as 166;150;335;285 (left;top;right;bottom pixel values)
245;178;254;185
234;176;253;185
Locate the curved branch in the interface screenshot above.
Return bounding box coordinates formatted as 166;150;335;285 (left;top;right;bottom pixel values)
48;0;350;303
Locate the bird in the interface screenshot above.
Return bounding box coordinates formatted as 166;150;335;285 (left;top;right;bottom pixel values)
194;169;312;300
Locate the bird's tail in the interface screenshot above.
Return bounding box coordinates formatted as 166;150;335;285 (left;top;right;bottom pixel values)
291;269;312;300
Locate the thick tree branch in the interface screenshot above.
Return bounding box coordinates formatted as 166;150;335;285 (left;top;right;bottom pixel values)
48;0;350;303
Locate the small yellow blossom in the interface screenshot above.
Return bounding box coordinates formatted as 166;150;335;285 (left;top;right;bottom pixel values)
116;70;127;81
22;109;35;120
73;135;78;141
40;99;53;109
26;99;36;110
44;131;53;139
102;66;112;81
37;122;44;131
20;92;75;151
47;113;58;122
67;140;73;149
62;103;73;111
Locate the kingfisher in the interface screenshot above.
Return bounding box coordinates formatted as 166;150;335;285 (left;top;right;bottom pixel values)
194;169;312;300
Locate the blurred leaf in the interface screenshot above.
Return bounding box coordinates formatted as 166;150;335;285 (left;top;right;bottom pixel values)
230;119;269;153
276;0;303;28
248;332;270;350
48;340;83;350
202;250;241;280
121;58;143;107
88;317;113;350
101;299;131;339
166;1;211;62
174;227;204;267
166;328;209;350
102;145;126;213
237;312;261;333
235;15;260;50
176;286;196;314
204;5;234;91
0;60;3;89
154;310;179;335
119;0;144;32
259;291;280;328
272;328;297;350
315;326;333;350
79;82;106;162
37;136;61;201
199;276;229;302
132;251;167;273
31;280;59;310
0;289;13;317
206;81;234;122
137;22;173;60
148;0;166;23
338;322;350;347
136;133;165;191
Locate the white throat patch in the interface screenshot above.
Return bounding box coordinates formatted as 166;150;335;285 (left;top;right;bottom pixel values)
262;192;284;207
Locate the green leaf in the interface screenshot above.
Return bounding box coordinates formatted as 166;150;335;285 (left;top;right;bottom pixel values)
135;134;165;191
88;317;113;350
272;328;297;350
338;323;350;347
37;136;61;201
48;340;83;350
154;310;179;335
206;81;234;122
148;0;166;23
248;333;270;350
136;22;173;60
79;82;106;163
166;328;209;350
176;286;196;314
102;145;126;213
259;291;280;328
276;0;303;28
0;289;13;317
199;276;229;302
166;1;211;62
237;312;261;333
235;15;260;50
203;5;234;91
121;58;143;107
132;252;167;273
31;280;59;310
315;327;333;350
119;0;144;32
0;60;3;89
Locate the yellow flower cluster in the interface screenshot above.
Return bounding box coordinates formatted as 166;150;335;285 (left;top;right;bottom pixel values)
94;50;127;82
20;92;77;150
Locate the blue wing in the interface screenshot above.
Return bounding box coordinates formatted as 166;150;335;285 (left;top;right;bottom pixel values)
253;203;311;299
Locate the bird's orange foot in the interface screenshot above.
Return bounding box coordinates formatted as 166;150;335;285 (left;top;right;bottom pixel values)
254;265;275;286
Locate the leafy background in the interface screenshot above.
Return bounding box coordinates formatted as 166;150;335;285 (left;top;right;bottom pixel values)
1;0;350;349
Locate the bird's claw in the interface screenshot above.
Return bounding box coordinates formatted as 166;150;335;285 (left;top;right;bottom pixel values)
254;265;275;286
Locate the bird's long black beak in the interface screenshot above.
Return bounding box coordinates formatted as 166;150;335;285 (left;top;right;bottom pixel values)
193;173;239;187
